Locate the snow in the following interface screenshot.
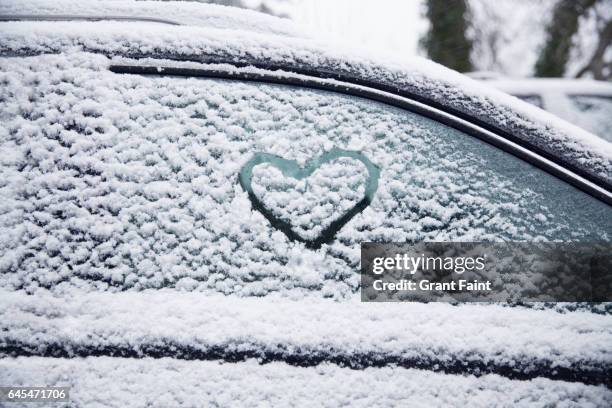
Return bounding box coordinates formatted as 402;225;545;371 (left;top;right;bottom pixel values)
0;0;304;38
1;51;611;296
251;158;369;241
1;289;611;372
1;356;610;408
1;2;611;186
486;79;612;142
0;2;611;402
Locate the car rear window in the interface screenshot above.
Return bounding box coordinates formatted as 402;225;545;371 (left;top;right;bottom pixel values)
568;95;612;142
513;94;544;109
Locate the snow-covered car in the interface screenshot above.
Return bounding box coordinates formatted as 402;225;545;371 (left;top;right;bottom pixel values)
1;1;611;407
474;75;612;143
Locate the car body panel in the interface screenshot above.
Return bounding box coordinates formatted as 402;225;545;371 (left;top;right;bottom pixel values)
1;1;612;406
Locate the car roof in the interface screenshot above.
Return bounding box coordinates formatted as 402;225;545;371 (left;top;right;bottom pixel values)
2;0;612;193
0;0;304;38
485;78;612;96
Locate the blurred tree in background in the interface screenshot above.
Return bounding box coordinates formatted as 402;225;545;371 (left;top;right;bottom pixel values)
420;0;610;79
574;20;611;80
160;0;610;79
571;0;611;80
421;0;473;72
535;0;597;77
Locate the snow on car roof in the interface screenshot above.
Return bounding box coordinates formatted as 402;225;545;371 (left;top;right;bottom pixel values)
0;0;303;38
1;0;611;188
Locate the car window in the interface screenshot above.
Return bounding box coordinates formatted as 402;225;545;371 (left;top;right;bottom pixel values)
1;54;611;298
513;94;544;109
568;95;612;142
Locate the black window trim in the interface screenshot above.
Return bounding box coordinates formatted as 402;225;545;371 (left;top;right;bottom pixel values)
109;64;612;207
3;47;609;192
566;94;612;99
0;14;182;26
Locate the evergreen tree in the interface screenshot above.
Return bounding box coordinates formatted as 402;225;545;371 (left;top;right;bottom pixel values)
575;11;611;80
535;0;597;77
422;0;473;72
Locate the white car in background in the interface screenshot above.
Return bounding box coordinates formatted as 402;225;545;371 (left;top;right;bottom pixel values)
471;74;612;143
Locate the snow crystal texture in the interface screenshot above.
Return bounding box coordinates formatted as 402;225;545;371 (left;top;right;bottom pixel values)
0;52;610;298
1;357;610;408
1;4;610;186
251;158;369;241
0;0;303;38
1;289;610;371
0;4;611;404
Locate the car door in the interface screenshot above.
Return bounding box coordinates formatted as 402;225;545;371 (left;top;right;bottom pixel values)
1;51;611;405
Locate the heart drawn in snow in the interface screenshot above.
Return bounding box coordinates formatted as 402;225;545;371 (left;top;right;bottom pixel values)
239;148;380;249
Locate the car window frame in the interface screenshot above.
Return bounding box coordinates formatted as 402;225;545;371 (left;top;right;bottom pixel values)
109;64;612;207
566;93;612;112
510;94;545;109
